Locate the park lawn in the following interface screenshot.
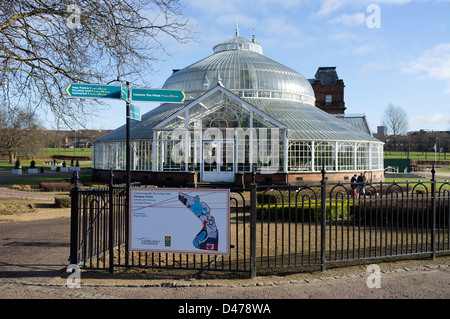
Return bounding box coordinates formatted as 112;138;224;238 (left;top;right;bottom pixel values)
0;159;92;171
384;150;449;161
40;147;92;157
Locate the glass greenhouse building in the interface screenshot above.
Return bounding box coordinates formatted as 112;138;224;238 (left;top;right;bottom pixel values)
93;31;384;186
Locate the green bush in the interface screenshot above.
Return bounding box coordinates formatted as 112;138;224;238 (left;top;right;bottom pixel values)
257;189;320;205
55;196;71;208
257;201;352;222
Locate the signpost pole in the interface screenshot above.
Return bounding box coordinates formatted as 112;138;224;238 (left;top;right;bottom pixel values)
125;81;131;267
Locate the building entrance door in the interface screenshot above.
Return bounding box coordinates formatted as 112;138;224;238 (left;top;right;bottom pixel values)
201;140;234;182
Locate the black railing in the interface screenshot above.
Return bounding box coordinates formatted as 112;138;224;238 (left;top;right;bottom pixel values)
69;167;450;278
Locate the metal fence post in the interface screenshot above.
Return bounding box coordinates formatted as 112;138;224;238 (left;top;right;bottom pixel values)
250;170;257;278
431;165;436;260
69;171;80;265
109;169;115;273
321;165;327;272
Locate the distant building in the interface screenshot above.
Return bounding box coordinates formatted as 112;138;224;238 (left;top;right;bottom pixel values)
377;126;387;136
51;130;111;148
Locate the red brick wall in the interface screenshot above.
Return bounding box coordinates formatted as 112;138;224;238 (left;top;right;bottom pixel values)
312;81;346;114
93;169;384;187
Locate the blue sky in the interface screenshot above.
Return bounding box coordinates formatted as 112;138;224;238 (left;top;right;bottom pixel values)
83;0;450;134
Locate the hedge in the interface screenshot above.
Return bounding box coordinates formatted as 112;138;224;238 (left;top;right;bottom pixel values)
55;196;71;208
257;201;352;222
40;182;73;192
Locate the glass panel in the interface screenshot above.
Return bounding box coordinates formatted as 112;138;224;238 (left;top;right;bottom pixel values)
187;90;251;129
356;143;369;170
203;141;218;172
288;141;312;171
338;142;354;171
220;141;234;173
253;111;278;128
315;142;335;171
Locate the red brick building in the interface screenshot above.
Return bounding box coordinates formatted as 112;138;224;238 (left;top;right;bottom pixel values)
309;67;346;114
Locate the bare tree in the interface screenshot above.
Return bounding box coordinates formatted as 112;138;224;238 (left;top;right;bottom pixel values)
382;102;408;134
0;0;195;128
382;103;409;151
0;107;41;163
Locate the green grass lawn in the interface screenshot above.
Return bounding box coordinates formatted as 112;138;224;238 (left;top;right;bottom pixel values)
0;172;92;186
0;158;92;171
384;150;449;161
39;147;92;157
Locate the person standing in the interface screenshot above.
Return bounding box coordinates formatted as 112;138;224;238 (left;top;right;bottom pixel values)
356;173;365;197
351;174;357;198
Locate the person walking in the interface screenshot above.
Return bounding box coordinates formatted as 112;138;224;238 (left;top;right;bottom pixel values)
351;174;357;198
356;173;365;197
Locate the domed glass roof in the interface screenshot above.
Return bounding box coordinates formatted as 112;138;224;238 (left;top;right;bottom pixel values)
162;32;316;106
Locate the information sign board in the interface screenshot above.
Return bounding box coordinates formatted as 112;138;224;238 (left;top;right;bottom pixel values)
129;188;230;255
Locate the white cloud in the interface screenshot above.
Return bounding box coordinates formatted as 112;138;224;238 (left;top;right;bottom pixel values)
316;0;344;16
409;113;450;129
404;43;450;94
315;0;413;17
330;13;366;26
328;32;359;41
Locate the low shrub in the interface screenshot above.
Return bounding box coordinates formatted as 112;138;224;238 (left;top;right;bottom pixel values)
0;203;35;215
10;184;32;191
40;182;73;192
257;201;352;222
55;196;71;208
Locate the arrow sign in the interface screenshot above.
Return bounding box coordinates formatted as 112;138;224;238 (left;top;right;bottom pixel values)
129;105;141;121
131;88;186;103
121;83;129;102
65;84;186;103
65;84;121;99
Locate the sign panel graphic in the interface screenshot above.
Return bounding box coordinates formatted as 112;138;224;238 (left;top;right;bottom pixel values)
129;188;230;255
131;88;186;103
65;83;121;99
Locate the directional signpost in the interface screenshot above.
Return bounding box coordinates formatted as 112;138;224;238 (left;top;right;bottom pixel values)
121;83;129;102
131;88;186;103
65;83;185;104
66;83;121;99
65;82;185;262
129;104;141;121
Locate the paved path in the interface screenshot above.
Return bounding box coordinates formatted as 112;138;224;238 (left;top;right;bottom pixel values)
1;217;449;303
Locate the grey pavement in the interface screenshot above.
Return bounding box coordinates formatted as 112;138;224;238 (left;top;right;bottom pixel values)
1;216;449;302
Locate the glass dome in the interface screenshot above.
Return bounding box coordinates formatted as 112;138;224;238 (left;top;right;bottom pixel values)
162;33;316;106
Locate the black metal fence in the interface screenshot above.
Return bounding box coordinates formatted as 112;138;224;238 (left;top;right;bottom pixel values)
69;168;450;278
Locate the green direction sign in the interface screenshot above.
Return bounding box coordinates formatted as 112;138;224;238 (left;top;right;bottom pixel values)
129;105;141;121
131;88;186;103
65;84;121;99
121;83;129;101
